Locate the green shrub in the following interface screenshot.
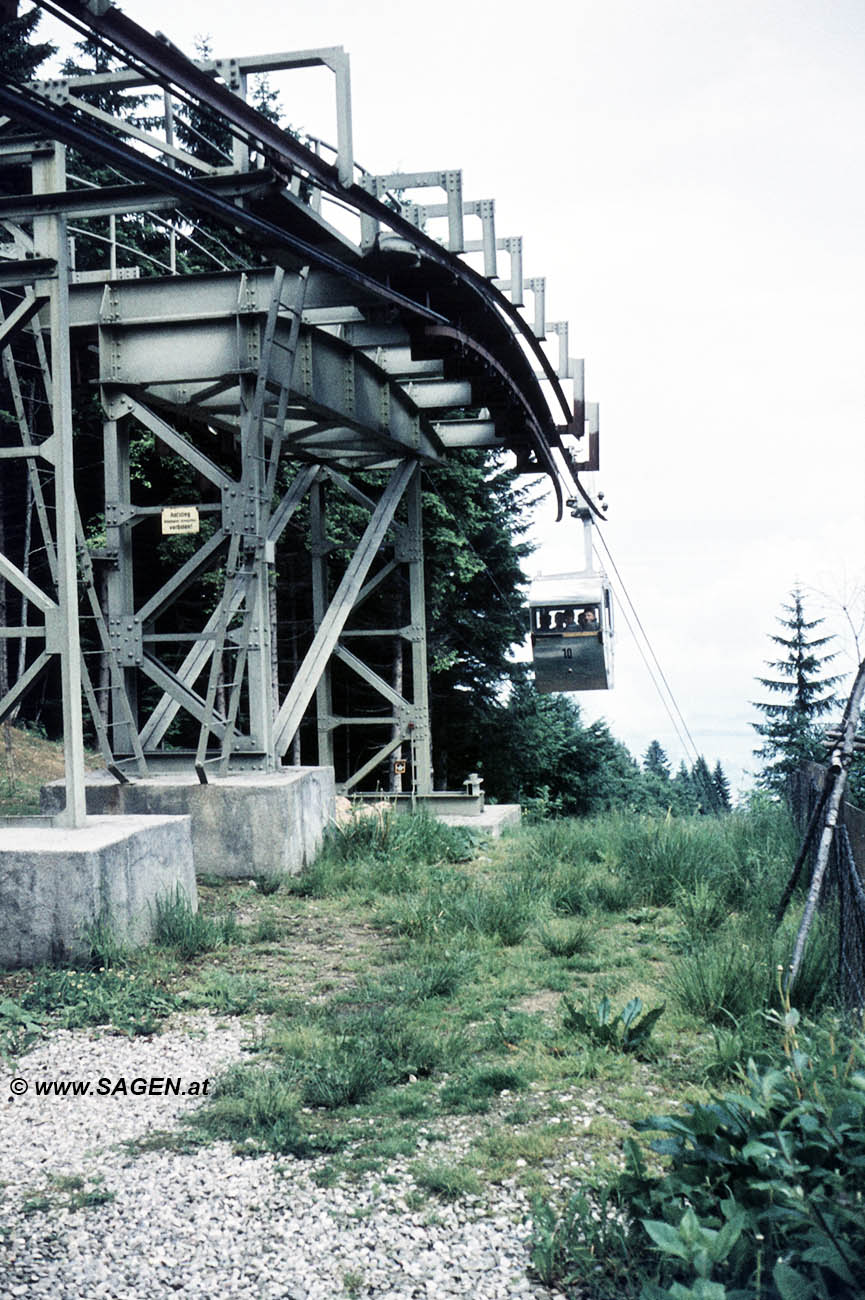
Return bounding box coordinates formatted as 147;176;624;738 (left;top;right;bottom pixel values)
533;1016;865;1299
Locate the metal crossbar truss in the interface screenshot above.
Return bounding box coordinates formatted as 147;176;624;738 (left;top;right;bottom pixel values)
0;1;601;820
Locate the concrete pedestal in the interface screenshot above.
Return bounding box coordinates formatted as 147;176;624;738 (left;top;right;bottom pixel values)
0;814;195;968
41;767;335;879
438;804;521;838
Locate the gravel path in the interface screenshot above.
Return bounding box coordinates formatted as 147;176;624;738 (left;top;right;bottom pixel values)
1;1017;557;1299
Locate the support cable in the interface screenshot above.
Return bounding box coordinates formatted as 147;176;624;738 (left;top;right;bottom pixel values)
593;526;702;767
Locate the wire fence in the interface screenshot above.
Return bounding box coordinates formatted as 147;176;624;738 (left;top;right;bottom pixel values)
787;763;865;1012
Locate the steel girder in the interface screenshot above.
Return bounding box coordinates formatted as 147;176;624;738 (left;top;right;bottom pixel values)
0;6;602;797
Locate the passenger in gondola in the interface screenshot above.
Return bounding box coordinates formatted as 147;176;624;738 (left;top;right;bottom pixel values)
578;607;598;630
537;610;552;633
563;608;579;631
553;610;567;631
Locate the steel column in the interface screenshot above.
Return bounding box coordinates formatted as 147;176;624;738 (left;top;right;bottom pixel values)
310;476;335;769
405;466;433;794
33;144;86;827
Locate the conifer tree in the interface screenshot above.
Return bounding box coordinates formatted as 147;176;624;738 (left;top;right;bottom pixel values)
643;739;672;780
671;759;698;814
0;4;55;82
691;754;719;814
752;588;842;791
712;759;732;811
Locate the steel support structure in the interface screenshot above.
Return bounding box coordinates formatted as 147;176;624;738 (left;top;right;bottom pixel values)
0;142;87;826
300;462;433;795
0;3;604;803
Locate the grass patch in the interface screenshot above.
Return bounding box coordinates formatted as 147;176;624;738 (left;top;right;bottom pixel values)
0;724;101;817
439;1064;526;1114
3;795;840;1297
19;968;175;1036
187;1063;338;1156
537;917;594;958
183;969;281;1016
21;1173;115;1216
152;888;240;959
411;1160;482;1202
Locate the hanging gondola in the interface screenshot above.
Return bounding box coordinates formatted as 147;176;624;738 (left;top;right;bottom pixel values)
528;570;614;692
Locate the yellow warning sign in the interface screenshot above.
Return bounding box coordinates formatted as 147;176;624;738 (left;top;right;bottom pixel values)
161;506;200;536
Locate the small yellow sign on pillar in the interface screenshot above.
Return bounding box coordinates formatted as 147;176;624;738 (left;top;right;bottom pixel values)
161;506;200;536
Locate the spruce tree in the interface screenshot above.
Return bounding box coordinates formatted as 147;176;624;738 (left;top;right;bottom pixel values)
0;5;55;83
752;588;842;791
691;754;719;814
671;760;698;814
712;759;732;811
643;739;672;780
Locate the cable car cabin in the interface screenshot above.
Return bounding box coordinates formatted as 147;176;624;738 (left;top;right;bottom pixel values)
528;573;614;692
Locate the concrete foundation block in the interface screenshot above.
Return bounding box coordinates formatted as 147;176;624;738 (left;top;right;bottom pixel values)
41;767;336;879
437;804;521;838
0;815;195;969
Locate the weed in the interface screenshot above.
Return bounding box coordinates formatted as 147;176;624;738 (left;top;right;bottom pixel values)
667;930;768;1025
0;997;42;1064
673;877;728;943
310;1164;340;1188
249;915;281;944
250;871;286;896
375;1085;432;1119
355;950;476;1004
189;1064;314;1155
587;872;633;913
561;995;665;1056
343;1269;364;1297
530;1185;644;1299
298;1049;383;1109
21;1174;116;1217
544;867;595;916
387;877;536;947
20;969;175;1036
152;888;239;960
411;1160;481;1202
537;917;594;959
184;970;277;1016
703;1010;774;1082
439;1065;525;1113
82;917;128;971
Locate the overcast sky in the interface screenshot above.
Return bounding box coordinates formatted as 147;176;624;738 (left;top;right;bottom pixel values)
36;0;865;792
